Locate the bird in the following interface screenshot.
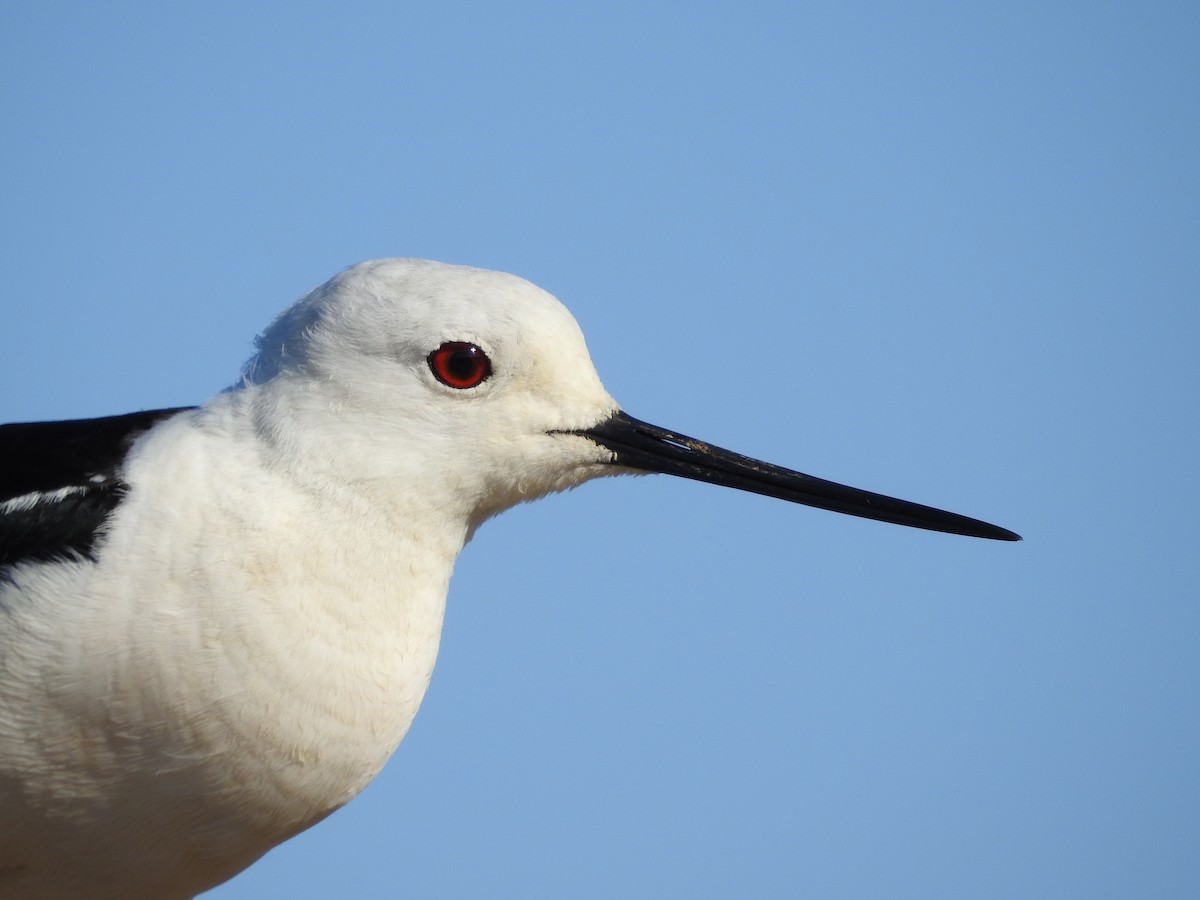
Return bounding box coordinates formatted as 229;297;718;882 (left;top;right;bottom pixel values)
0;258;1019;898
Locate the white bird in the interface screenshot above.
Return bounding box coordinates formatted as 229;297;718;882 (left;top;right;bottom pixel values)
0;259;1018;898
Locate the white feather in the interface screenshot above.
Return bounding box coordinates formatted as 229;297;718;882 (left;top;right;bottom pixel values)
0;259;620;898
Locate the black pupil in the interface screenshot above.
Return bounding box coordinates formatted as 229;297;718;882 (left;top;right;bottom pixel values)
448;348;478;379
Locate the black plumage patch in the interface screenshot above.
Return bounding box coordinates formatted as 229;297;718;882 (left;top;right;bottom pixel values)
0;408;195;568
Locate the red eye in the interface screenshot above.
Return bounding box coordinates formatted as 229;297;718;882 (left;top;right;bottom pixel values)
428;341;492;389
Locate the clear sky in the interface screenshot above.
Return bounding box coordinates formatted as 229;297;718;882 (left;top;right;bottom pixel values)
3;2;1198;898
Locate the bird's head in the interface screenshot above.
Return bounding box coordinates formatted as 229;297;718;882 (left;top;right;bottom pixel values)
240;259;623;529
239;258;1019;542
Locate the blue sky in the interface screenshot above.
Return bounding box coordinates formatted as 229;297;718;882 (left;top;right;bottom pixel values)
3;2;1198;897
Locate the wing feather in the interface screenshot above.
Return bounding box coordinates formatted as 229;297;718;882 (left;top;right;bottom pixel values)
0;408;195;567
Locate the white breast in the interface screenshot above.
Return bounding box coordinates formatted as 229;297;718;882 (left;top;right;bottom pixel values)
0;403;464;897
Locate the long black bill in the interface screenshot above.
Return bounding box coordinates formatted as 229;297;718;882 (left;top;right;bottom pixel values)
578;411;1020;541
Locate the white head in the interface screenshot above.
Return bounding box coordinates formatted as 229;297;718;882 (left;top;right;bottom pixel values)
239;259;621;529
237;258;1019;543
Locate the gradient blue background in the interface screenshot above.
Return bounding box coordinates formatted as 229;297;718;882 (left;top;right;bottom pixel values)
3;3;1197;898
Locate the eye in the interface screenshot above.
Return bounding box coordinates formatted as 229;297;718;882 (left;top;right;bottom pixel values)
428;341;492;389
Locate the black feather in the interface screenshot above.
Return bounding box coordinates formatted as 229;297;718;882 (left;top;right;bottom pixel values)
0;408;195;567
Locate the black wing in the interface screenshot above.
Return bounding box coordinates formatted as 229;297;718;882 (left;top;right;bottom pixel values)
0;407;196;568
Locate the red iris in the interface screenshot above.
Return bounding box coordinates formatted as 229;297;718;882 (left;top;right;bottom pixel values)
428;342;492;389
